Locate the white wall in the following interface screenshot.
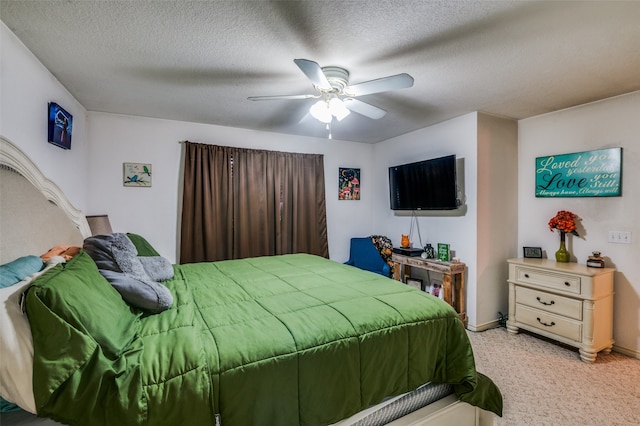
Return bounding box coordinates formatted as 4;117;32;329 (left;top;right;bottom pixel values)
518;91;640;357
372;113;481;321
87;112;375;263
372;113;478;256
0;22;88;210
371;113;518;329
476;113;519;330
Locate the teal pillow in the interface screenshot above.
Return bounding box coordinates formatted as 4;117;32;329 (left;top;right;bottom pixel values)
0;255;44;288
0;396;20;412
126;233;161;257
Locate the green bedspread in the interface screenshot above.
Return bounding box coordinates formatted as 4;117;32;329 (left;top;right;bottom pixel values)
26;251;502;425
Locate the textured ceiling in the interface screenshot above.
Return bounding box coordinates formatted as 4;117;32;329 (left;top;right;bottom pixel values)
1;1;639;143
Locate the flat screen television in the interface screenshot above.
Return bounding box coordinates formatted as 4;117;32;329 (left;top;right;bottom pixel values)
389;154;458;210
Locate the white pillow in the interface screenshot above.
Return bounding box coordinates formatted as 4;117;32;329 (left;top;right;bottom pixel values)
0;256;66;414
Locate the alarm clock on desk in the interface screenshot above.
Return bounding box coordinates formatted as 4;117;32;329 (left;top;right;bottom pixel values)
586;251;605;268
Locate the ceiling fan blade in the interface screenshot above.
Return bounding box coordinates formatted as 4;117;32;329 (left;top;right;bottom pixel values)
294;59;332;90
342;98;387;120
248;94;318;101
346;73;414;96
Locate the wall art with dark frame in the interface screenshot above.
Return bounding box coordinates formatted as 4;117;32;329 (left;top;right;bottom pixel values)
47;102;73;150
535;147;622;198
338;167;360;200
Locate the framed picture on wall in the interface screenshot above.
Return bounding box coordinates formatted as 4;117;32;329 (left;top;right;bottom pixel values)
535;147;622;198
123;163;152;187
339;168;360;200
47;102;73;150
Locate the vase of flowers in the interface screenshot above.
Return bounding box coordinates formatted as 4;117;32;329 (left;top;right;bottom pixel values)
555;230;570;262
548;210;579;263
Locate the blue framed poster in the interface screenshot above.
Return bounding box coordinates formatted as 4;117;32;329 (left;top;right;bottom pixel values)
47;102;73;149
535;148;622;197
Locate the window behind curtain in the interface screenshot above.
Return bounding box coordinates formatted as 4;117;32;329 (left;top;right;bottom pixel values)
180;142;328;263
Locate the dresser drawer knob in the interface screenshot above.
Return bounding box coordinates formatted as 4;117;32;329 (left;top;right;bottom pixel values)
536;317;555;327
536;297;555;306
564;281;571;286
524;273;530;278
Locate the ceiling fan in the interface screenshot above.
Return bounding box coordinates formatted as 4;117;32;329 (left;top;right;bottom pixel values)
248;59;414;124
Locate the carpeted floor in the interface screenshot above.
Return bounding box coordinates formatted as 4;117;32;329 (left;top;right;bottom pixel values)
467;327;640;426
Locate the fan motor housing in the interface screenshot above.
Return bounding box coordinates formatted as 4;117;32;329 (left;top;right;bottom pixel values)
320;66;350;92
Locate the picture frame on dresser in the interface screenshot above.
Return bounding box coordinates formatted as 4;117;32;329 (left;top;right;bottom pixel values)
523;246;543;258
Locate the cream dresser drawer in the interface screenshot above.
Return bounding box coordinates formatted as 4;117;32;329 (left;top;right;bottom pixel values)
506;258;615;363
515;266;580;294
515;304;582;342
515;286;582;320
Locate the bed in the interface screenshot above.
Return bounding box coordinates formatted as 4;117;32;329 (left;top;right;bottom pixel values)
0;136;501;426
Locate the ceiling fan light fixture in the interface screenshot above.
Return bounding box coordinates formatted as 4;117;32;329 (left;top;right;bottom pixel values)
329;97;350;121
310;100;332;123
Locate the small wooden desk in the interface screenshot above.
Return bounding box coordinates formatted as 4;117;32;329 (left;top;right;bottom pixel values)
392;253;467;325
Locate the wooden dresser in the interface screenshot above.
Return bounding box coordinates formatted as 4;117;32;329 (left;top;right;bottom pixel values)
506;258;615;362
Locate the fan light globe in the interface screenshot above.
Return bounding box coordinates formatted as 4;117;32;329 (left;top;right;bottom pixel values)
310;100;332;123
329;98;350;121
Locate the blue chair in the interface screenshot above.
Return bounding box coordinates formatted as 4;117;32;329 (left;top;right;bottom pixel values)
345;237;391;277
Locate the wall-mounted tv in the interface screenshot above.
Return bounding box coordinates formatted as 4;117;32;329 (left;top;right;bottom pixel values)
48;102;73;150
389;154;458;210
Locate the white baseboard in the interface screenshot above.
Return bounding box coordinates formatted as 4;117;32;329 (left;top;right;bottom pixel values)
465;320;501;332
612;344;640;360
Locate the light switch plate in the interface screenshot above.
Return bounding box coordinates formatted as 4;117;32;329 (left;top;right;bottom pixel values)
608;231;632;244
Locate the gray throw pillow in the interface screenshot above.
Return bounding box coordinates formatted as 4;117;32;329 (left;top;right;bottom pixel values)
138;256;174;282
98;269;172;314
83;233;173;313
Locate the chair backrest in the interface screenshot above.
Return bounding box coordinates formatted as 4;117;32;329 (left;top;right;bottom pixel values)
347;237;387;273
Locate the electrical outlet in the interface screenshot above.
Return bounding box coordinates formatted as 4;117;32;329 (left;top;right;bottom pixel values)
608;231;632;244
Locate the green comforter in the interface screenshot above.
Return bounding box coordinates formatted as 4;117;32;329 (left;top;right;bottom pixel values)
26;251;502;425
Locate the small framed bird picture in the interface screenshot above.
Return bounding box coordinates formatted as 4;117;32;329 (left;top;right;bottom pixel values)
123;163;152;187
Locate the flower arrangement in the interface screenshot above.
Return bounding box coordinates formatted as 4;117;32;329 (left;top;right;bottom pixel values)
548;210;579;236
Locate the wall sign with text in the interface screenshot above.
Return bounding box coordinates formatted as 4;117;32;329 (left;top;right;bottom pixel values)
535;148;622;198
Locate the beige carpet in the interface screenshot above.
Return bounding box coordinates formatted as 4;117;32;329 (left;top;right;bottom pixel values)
467;327;640;426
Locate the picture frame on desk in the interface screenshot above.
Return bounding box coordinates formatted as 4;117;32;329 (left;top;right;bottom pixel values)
427;280;444;300
404;277;425;291
437;243;450;261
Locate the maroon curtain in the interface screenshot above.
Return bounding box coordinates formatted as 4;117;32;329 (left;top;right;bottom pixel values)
180;142;328;263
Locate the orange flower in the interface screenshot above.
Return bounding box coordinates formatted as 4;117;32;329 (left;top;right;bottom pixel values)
548;210;580;236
